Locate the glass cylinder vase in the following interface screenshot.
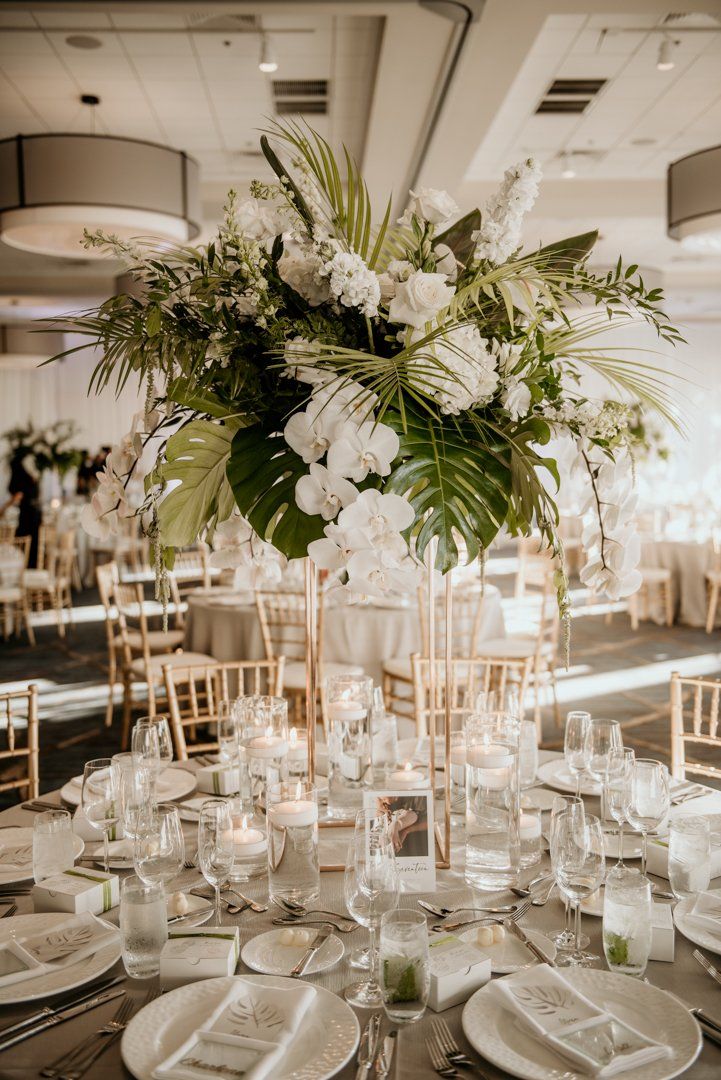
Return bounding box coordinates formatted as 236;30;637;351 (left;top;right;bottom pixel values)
227;800;268;882
326;674;373;820
267;780;320;905
237;695;289;808
464;713;521;891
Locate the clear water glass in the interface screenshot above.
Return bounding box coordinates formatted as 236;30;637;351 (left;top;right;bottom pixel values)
548;795;587;951
564;712;591;796
267;780;320;907
603;866;652;977
134;803;185;886
606;748;635;866
119;876;167;979
668;816;711;900
114;752;154;841
135;715;173;769
380;909;430;1025
81;758;120;874
519;719;539;789
198;799;235;924
554;812;605;967
626;759;670;877
32;810;74;882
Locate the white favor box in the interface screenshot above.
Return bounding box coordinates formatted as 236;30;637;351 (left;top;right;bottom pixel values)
649;901;675;962
32;868;119;915
160;926;240;989
646;836;721;882
196;765;236;797
427;934;491;1012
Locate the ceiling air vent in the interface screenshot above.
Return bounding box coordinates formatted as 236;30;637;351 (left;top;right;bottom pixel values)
273;79;329;116
536;77;606;116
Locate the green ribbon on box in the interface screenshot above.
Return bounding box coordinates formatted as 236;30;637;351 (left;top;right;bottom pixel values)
169;930;239;960
63;869;113;912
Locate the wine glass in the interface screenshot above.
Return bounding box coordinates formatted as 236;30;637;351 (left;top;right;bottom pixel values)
135;715;173;769
134;804;185;886
606;748;635;867
81;758;120;873
548;795;586;951
626;759;670;878
131;718;161;783
113;752;154;841
587;719;623;817
554;812;605;967
564;711;591;797
343;859;370;972
343;808;399;1008
197;800;235;924
217;700;240;767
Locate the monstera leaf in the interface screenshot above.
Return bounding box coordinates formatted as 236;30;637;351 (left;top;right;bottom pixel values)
156;420;236;547
435;209;481;266
385;411;511;572
227;426;326;558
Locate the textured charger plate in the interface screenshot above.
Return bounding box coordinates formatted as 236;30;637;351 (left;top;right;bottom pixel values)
536;759;601;796
0;827;84;885
0;913;120;1004
462;967;701;1080
121;974;360;1080
674;888;721;956
60;767;196;807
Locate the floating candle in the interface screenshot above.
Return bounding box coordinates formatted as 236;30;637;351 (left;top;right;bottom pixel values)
230;824;267;858
246;727;289;761
388;762;429;789
519;813;542;842
287;728;309;762
268;799;318;828
327;698;366;722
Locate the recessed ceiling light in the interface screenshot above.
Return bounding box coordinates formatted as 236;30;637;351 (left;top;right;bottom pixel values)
259;34;278;73
560;151;576;179
66;34;103;50
657;38;677;71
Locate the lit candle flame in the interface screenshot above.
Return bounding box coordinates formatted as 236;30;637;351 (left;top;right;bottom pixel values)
264;725;273;740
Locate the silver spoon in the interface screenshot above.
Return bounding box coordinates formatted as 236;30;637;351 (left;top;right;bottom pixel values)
272;917;358;934
418;900;517;918
273;897;352;922
222;885;268;913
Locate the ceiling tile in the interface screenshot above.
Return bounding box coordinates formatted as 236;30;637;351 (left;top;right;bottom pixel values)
0;31;54;55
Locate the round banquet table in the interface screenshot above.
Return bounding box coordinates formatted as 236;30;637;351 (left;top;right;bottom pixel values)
2;751;720;1080
184;583;506;686
640;536;714;628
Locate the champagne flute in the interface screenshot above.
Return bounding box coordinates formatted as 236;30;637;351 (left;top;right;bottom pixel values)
197;800;235;924
606;748;635;867
564;711;591;797
134;803;185;886
81;758;120;873
344;808;399;1008
587;719;623;817
626;759;670;878
554;812;605;967
548;795;587;950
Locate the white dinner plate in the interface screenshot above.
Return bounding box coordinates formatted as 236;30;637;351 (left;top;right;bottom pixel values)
674;888;721;956
579;886;605;917
0;827;84;885
521;787;557;812
121;974;360;1080
536;759;601;796
602;829;643;860
462;967;701;1080
166;891;213;927
241;928;344;976
0;913;121;1004
458;926;557;973
61;766;197;807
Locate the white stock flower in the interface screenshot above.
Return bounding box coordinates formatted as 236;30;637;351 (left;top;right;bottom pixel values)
283;401;343;464
327;420;399;481
323;251;380;317
278;241;330;306
295;463;358;521
401;187;459;226
387;270;455;329
501;376;532;421
472;158;542;264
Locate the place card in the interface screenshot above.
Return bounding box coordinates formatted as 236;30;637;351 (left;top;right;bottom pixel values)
363;789;435;892
197;765;238;797
160;926;240;988
427;933;491;1011
32;867;119;914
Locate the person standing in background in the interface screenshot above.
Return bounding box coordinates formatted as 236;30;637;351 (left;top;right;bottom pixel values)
0;450;42;566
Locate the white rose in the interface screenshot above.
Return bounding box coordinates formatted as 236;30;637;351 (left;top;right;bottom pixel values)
387;270;455;329
235;197;282;241
407;187;459;225
502;376;532;421
434;243;458;282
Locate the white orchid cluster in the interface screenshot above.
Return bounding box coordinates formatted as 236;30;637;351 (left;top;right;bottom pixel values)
547;399;634;447
472;158;542;265
576;445;642;601
80;411;157;540
209;512;286;587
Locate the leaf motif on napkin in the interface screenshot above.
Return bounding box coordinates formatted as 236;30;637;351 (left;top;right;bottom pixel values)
30;925;93;962
511;985;576;1016
0;844;32;866
226;998;284;1034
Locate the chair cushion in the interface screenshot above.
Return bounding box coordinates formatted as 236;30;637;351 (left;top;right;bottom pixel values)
116;629;185;652
23;569;51;587
639;567;672;583
382;657;413;680
130;651;216;681
283;660;365;690
0;587;22;603
475;637;537;660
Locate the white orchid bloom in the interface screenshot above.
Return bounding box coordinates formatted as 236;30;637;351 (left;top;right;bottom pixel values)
311;380;378;427
346;549;422;598
283;401;342;464
307;522;367;571
295;464;358;521
338;488;414;542
327;421;399;482
209;513;253;569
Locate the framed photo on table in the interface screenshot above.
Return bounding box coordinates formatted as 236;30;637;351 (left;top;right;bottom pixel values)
364;789;436;892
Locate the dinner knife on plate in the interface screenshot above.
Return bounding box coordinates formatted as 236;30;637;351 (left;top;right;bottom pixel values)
0;987;125;1053
505;918;556;968
355;1012;381;1080
0;975;124;1043
374;1029;397;1079
290;924;332;977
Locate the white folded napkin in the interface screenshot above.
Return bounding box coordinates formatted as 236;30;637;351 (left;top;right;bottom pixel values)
489;965;670;1077
0;843;33;873
0;912;119;990
153;978;316;1080
685;891;721;938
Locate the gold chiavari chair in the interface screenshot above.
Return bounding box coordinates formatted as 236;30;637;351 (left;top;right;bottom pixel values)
629;567;674;630
515;536;557;599
114;580;216;748
96;562;121;728
704;538;721;634
24;531;76;637
670;671;721;783
256;588;364;726
411;654;533;738
0;684;39;801
163;658;285;760
0;535;35;645
0;523;16;544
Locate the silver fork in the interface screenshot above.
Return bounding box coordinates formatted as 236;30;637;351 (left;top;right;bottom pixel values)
433;896;532;933
426;1029;458;1077
41;996;134;1078
432;1018;489;1076
271;917;358;934
183;850;198;870
693;948;721;988
59;989;158;1080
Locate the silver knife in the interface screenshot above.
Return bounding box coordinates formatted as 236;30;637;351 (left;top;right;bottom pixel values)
167;905;214;925
290;924;332;978
355;1012;381;1080
505;919;556;968
0;975;124;1043
0;987;125;1053
374;1029;397;1079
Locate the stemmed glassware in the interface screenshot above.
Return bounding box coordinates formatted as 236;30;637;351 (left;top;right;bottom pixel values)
343;807;399;1008
548;795;586;951
606;748;635;867
553;812;605;967
134;804;185;886
586;719;623;816
626;759;670;878
135;715;173;769
564;712;591;797
114;752;155;842
131;718;161;784
81;758;120;873
197;800;235;924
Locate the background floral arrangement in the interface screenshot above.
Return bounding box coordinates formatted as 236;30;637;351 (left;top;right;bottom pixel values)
3;420;83;479
50;120;682;622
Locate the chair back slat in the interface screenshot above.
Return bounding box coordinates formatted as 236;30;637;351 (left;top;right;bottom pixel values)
670;671;721;780
411;654;533;737
0;685;39;799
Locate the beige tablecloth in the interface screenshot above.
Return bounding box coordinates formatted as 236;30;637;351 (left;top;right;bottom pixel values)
2;752;721;1079
640;537;714;628
184;584;506;685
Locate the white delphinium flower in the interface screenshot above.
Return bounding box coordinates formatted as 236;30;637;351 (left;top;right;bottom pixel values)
322;250;381;317
501;375;532;421
327;419;400;481
472;158;542;264
295;463;358;521
278;241;330;306
399;187;459;226
577;447;641;600
283;399;344;464
388;270;455;329
411;324;499;415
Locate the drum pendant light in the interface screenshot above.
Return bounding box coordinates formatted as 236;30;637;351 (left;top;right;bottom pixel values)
667;145;721;254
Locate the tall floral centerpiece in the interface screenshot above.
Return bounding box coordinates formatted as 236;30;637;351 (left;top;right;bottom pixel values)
51;121;680;624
